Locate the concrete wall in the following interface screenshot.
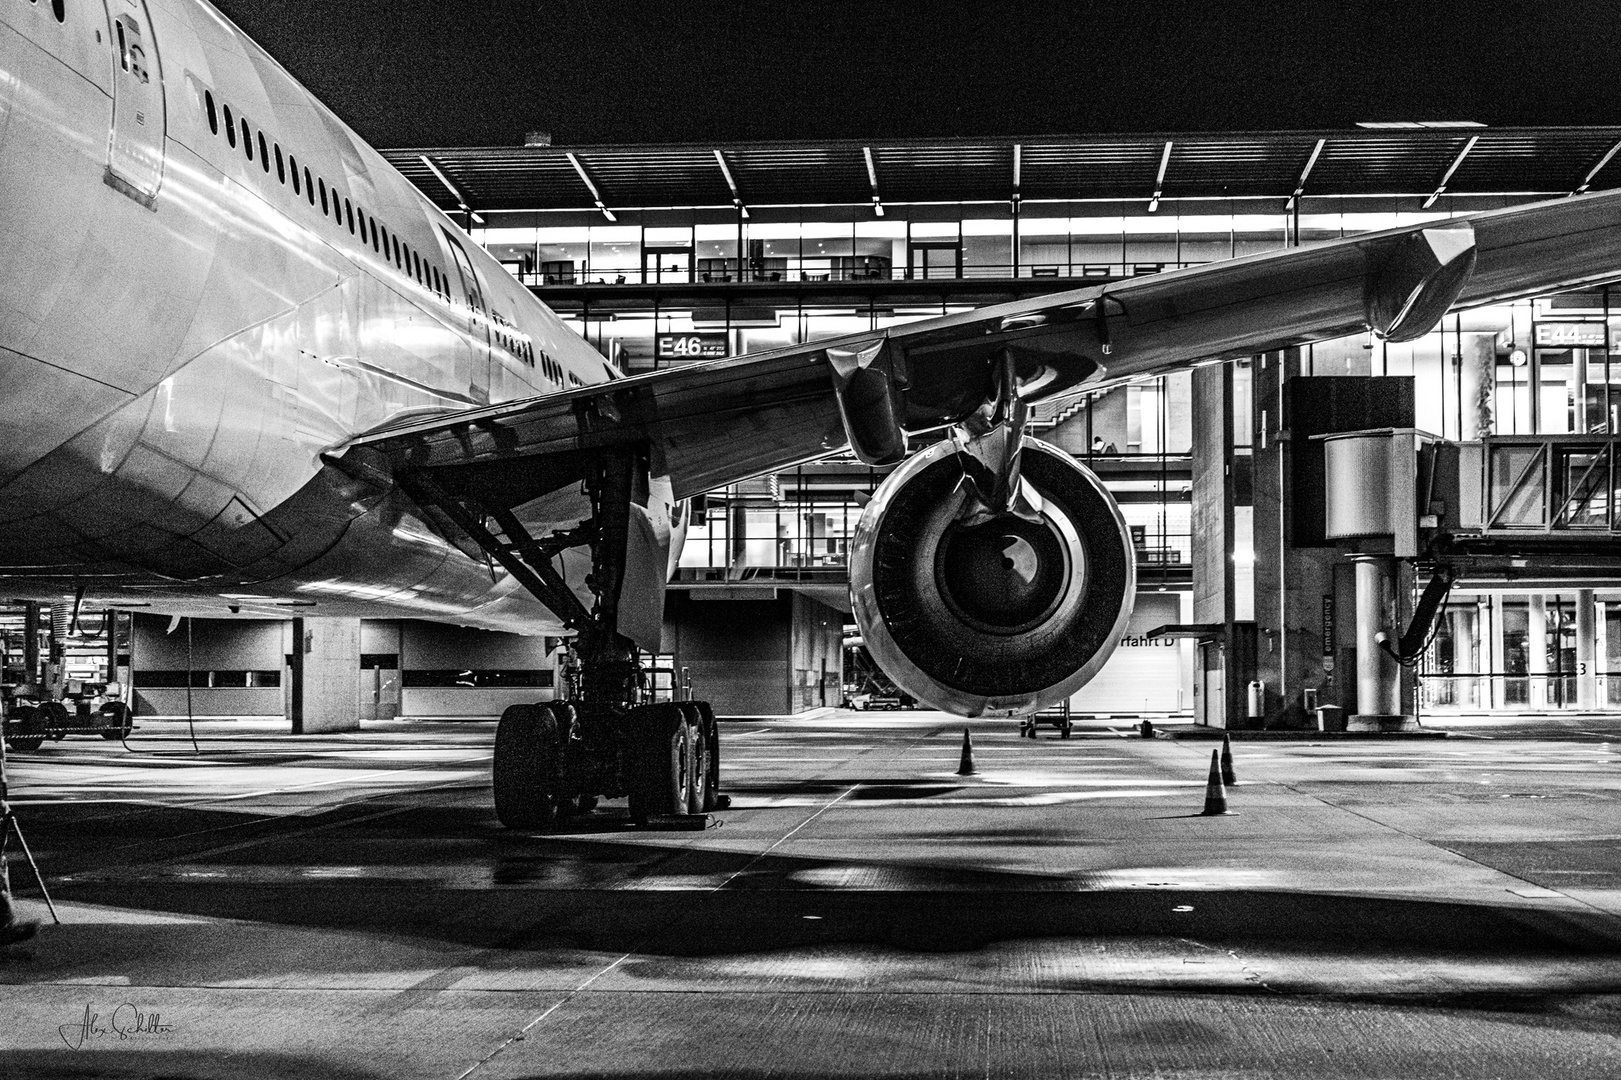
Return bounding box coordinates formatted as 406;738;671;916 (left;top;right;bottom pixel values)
1252;349;1339;725
130;614;286;716
666;591;792;715
396;621;554;718
401;621;552;667
135;687;284;717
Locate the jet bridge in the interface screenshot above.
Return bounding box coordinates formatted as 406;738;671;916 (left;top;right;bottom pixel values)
1319;429;1621;727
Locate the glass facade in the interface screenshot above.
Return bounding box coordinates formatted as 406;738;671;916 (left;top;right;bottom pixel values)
476;199;1496;289
1422;592;1621;712
468;177;1620;716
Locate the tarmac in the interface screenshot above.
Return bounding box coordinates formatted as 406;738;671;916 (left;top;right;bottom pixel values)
2;708;1621;1077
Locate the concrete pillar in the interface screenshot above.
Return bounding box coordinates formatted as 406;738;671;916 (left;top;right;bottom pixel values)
1351;555;1404;725
1577;588;1598;709
289;617;361;733
1528;594;1548;710
1191;361;1237;727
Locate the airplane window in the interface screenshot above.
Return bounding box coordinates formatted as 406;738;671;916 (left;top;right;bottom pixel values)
223;104;235;148
242;118;252;160
317;177;327;215
53;0;63;22
344;198;354;235
304;167;314;205
273;144;285;184
370;217;380;253
204;91;218;135
391;235;401;268
289;155;300;195
257;132;269;173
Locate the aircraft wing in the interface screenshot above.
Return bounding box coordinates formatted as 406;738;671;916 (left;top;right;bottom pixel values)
337;187;1621;502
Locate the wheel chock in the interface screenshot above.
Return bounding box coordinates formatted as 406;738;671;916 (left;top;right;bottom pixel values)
644;813;714;831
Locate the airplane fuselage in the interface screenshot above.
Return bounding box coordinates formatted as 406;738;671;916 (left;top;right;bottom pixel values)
0;0;642;632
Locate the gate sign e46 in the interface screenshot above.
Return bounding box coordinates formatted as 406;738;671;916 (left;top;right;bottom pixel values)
656;333;729;360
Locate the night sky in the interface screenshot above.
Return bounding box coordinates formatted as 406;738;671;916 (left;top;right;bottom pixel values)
209;1;1621;149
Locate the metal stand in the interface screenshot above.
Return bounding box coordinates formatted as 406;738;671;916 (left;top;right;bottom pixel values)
0;736;60;928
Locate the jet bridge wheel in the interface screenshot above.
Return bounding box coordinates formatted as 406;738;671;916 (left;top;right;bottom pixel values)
627;703;700;825
493;702;567;829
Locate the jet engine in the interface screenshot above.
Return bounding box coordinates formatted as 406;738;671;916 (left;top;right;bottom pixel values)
849;437;1135;717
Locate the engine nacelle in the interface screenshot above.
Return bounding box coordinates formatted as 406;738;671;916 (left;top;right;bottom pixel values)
850;438;1135;717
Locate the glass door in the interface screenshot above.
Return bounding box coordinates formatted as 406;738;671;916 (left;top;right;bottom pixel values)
643;247;691;284
908;242;961;280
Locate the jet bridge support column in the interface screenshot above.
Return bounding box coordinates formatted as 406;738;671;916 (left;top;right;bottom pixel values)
1351;555;1405;727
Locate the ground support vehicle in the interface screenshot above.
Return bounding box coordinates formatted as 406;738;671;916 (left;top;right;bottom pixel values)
1021;699;1074;739
2;683;133;752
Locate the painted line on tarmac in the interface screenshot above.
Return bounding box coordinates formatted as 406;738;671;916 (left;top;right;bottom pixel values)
455;734;903;1079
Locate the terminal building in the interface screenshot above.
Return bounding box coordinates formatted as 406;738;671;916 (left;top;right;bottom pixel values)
5;125;1621;725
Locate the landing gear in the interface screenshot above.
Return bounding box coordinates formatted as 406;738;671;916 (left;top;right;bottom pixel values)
399;444;726;831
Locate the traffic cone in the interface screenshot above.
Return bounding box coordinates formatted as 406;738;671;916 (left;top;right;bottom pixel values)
1220;733;1237;786
957;728;976;776
1201;749;1228;815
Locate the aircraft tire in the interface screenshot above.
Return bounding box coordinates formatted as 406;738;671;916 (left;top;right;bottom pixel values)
5;707;46;753
694;701;720;812
677;702;715;814
493;702;562;829
630;703;695;820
